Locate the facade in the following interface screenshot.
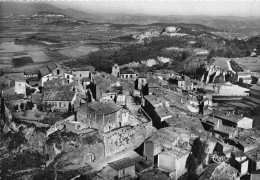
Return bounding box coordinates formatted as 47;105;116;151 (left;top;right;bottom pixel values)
71;67;94;79
14;80;26;95
76;100;127;133
39;63;66;86
111;64;120;78
136;76;147;90
143;127;191;180
42;91;76;111
108;158;135;179
211;111;253;129
120;69;137;79
230;150;249;175
246;148;260;172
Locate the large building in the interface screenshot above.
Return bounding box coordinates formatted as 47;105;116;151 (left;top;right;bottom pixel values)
76;99;129;133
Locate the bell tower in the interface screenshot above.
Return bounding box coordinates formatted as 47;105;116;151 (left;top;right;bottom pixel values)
111;64;120;78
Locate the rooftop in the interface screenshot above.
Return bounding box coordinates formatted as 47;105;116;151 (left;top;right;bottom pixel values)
121;69;136;74
71;66;95;71
108;158;135;171
77;99;121;115
210;110;245;123
245;148;260;162
39;67;51;76
2;67;24;74
42;91;75;101
200;162;238;180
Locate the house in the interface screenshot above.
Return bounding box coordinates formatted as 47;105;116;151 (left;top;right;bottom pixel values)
199;162;239;180
231;136;259;153
76;100;127;133
2;77;27;96
111;64;120;78
108;158;136;180
1;67;24;79
141;94;171;128
42;91;76;112
135;76;147;90
71;66;94;79
230;149;249;175
143;126;191;180
120;69;137;79
211;110;253;129
39;63;65;86
26;76;39;86
250;85;260;99
246;147;260;172
250;169;260;180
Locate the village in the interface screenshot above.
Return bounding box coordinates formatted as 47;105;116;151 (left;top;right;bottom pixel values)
1;56;260;180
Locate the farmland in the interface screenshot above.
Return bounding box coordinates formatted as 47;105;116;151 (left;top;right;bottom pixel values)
28;51;51;63
58;46;99;58
234;56;260;72
12;56;33;67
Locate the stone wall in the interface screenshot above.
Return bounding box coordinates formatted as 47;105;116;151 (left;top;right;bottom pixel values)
103;121;153;157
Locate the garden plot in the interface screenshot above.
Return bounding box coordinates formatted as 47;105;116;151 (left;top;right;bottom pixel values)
0;52;11;64
28;51;51;63
12;52;33;67
44;50;69;61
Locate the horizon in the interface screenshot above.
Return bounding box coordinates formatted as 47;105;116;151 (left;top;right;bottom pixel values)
48;1;260;17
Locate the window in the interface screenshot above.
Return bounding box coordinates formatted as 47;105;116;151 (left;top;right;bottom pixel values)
57;69;60;75
67;75;70;79
19;83;21;86
130;75;132;78
74;74;76;77
80;74;82;77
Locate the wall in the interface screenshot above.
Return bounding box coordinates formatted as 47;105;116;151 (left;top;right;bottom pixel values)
72;70;91;79
137;78;147;90
103;121;153;157
158;152;176;173
14;81;26;95
237;117;253;129
175;153;189;179
250;89;260;99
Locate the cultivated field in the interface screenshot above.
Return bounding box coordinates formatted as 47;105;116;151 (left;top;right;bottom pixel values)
234;56;260;72
44;50;69;61
28;51;51;63
58;46;99;58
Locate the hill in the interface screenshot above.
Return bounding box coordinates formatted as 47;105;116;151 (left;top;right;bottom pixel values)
0;2;95;20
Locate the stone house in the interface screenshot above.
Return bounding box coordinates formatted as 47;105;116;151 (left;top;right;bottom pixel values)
111;64;120;78
245;147;260;172
76;100;128;133
230;150;249;175
199;162;239;180
1;67;24;79
120;69;137;79
108;158;136;180
39;63;65;86
143;127;191;180
211;111;253;129
42;91;76;112
141;95;171;128
135;76;147;90
71;66;94;79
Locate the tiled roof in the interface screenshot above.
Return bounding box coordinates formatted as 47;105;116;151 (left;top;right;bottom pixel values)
71;66;95;71
200;162;238;180
77;99;121;115
108;158;135;171
42;91;75;101
210;110;245;123
2;67;24;73
47;62;58;71
121;69;136;74
4;94;25;101
39;67;51;76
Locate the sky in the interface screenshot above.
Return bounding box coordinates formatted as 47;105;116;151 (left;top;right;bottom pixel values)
49;0;260;17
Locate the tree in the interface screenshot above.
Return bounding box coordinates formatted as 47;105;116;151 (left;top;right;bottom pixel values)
186;154;198;172
191;138;207;165
68;102;72;114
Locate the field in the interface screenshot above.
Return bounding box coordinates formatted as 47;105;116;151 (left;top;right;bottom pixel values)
58;46;99;58
12;56;33;67
0;52;11;64
44;50;69;61
28;51;51;63
234;56;260;72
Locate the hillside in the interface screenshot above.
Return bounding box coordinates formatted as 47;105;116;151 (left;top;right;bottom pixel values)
0;2;95;20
